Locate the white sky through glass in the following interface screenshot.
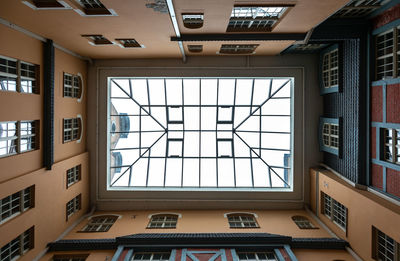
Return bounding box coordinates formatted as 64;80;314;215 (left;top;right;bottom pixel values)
108;77;293;190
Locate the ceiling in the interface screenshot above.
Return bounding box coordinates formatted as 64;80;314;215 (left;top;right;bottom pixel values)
0;0;350;59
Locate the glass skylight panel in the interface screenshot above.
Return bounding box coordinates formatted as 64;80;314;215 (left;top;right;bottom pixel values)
108;77;293;190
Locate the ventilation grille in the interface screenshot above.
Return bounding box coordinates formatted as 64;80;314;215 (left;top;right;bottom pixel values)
78;0;112;15
116;39;142;48
182;13;204;29
188;45;203;53
82;35;113;45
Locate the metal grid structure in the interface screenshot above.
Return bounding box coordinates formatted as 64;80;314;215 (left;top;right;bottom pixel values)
219;44;259;54
322;123;339;149
0;186;33;224
63;118;80;143
132;253;171;261
66;194;81;220
237;252;277;261
67;165;81;187
227;7;287;32
0;227;33;261
322;48;338;89
291;44;327;52
81;215;118;232
333;0;389;18
147;215;178;228
383;128;400;164
227;214;259;228
108;77;293;190
292;216;316;229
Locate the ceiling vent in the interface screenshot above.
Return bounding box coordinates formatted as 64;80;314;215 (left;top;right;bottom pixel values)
219;44;259;54
82;35;113;46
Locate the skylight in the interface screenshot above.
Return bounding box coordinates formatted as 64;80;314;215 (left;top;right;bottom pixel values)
108;77;293;191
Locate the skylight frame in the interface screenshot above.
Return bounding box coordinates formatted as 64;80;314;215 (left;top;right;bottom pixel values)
106;77;294;192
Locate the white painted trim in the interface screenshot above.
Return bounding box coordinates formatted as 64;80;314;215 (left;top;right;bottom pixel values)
77;114;83;143
86;213;122;220
22;0;72;10
148;212;182;219
77;73;84;103
367;187;400;207
223;212;258;218
165;0;186;62
319;163;356;187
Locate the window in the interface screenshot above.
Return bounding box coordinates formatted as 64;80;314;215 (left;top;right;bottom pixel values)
147;214;178;228
109;77;293;190
227;213;259;228
237;252;277;261
81;215;117;232
116;39;142;48
333;0;388;18
0;55;39;94
66;194;81;220
52;254;89;261
63;73;82;98
81;35;113;45
227;6;291;32
375;27;400;80
77;0;112;15
322;192;347;231
0;186;34;224
182;13;204;29
188;45;203;53
382;128;400;165
0;121;38;157
373;227;400;261
67;165;81;187
320;117;340;156
219;44;259;54
0;227;34;261
63;118;81;143
131;253;170;261
321;46;339;93
292;216;317;229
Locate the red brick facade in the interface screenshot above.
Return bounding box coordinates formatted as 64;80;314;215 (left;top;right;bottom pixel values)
372;164;383;190
371;127;376;159
387;168;400;198
386;84;400;123
372;4;400;29
371;86;383;122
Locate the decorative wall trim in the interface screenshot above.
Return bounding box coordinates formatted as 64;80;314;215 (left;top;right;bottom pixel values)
148;213;182;219
223;212;258;218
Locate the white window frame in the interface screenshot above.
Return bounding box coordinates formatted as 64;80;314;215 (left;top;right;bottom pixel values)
322;192;347;231
237;252;277;261
374;228;400;261
0;186;34;224
67;165;81;187
147;214;178;229
81;215;117;232
0;121;18;157
66;194;81;220
0;227;33;261
63;72;82;98
375;28;396;80
322;123;339;149
382;128;400;165
19;121;36;153
63;118;80;143
227;213;259;228
0;121;38;158
322;48;339;89
131;253;171;261
0;55;38;94
292;216;316;229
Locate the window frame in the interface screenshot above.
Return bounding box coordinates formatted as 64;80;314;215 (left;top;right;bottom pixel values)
0;120;39;158
320;44;341;94
66;194;81;221
227;213;260;228
319;117;341;156
66;165;82;188
147;214;178;229
381;128;400;165
226;5;293;32
63;118;81;143
237;252;277;261
131;252;171;261
0;55;39;94
0;185;35;225
0;226;34;261
292;215;318;229
182;13;204;29
63;72;82;99
219;44;259;54
321;192;347;232
80;215;118;232
374;26;399;81
372;226;400;261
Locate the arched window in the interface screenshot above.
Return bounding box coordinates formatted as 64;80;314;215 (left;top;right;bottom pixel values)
227;213;259;228
292;216;316;229
147;214;178;229
81;215;118;232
